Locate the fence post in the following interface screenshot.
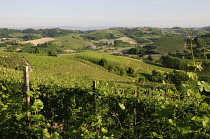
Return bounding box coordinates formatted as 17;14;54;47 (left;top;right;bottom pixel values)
133;90;137;137
92;80;97;91
92;80;97;111
24;66;30;116
92;80;98;134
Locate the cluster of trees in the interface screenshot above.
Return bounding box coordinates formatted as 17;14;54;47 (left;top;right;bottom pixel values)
81;32;115;40
148;69;190;91
22;34;40;41
127;44;158;56
98;58;134;76
0;28;75;39
120;28;147;43
167;36;209;59
113;40;131;47
149;70;189;84
40;28;74;37
127;46;145;55
93;40;131;48
160;54;210;85
120;28;161;43
19;42;61;55
0;28;21;38
160;55;188;70
21;28;74;37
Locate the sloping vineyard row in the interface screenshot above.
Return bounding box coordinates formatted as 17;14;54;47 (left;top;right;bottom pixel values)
0;55;28;69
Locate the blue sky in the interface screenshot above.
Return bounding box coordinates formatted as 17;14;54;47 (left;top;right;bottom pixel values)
0;0;210;28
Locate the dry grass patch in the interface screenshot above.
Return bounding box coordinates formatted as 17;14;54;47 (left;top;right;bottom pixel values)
116;37;138;45
20;37;55;45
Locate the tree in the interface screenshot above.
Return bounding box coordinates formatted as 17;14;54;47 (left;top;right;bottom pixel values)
48;50;57;56
120;69;127;76
147;54;153;61
114;40;124;47
127;67;134;75
35;48;41;54
149;70;164;83
160;55;188;70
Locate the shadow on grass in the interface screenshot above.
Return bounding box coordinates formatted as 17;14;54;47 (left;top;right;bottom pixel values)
144;61;163;67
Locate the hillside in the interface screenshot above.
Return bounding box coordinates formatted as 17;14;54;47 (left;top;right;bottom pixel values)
0;51;174;89
53;34;92;50
152;37;187;54
1;27;210;138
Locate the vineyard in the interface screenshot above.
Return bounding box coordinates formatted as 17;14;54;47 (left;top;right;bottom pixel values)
0;27;210;138
0;65;210;138
152;37;187;54
0;52;209;139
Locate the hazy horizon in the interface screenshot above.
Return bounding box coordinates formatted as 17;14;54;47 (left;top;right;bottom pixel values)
1;0;210;28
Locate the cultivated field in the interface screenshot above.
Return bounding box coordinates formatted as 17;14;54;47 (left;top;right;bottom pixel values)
116;37;138;45
20;37;55;45
53;35;92;50
152;37;186;54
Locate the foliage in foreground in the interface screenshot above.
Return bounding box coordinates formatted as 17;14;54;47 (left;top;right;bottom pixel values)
0;68;210;139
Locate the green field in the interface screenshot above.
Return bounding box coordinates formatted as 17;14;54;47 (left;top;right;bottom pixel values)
71;52;172;74
0;51;173;89
152;37;187;54
53;34;92;50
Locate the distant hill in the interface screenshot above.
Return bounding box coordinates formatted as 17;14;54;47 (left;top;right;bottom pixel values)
201;26;210;31
59;26;115;31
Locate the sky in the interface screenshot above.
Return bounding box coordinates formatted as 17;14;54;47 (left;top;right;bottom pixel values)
0;0;210;28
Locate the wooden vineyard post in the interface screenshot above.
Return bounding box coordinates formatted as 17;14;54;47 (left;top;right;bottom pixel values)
92;80;97;91
92;80;97;111
133;90;137;137
24;66;31;116
92;80;100;134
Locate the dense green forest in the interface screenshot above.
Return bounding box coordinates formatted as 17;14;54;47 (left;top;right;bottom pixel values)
0;27;210;138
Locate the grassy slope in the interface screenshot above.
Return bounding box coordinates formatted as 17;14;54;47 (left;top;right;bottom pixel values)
23;53;132;82
71;52;172;74
0;51;173;88
89;28;125;38
53;34;92;50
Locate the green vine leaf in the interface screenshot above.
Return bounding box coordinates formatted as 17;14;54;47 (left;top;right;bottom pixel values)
118;103;125;110
52;132;60;139
17;114;25;121
31;99;44;111
101;127;108;133
198;81;210;92
1;86;7;91
152;132;163;139
201;116;210;128
26;91;34;97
